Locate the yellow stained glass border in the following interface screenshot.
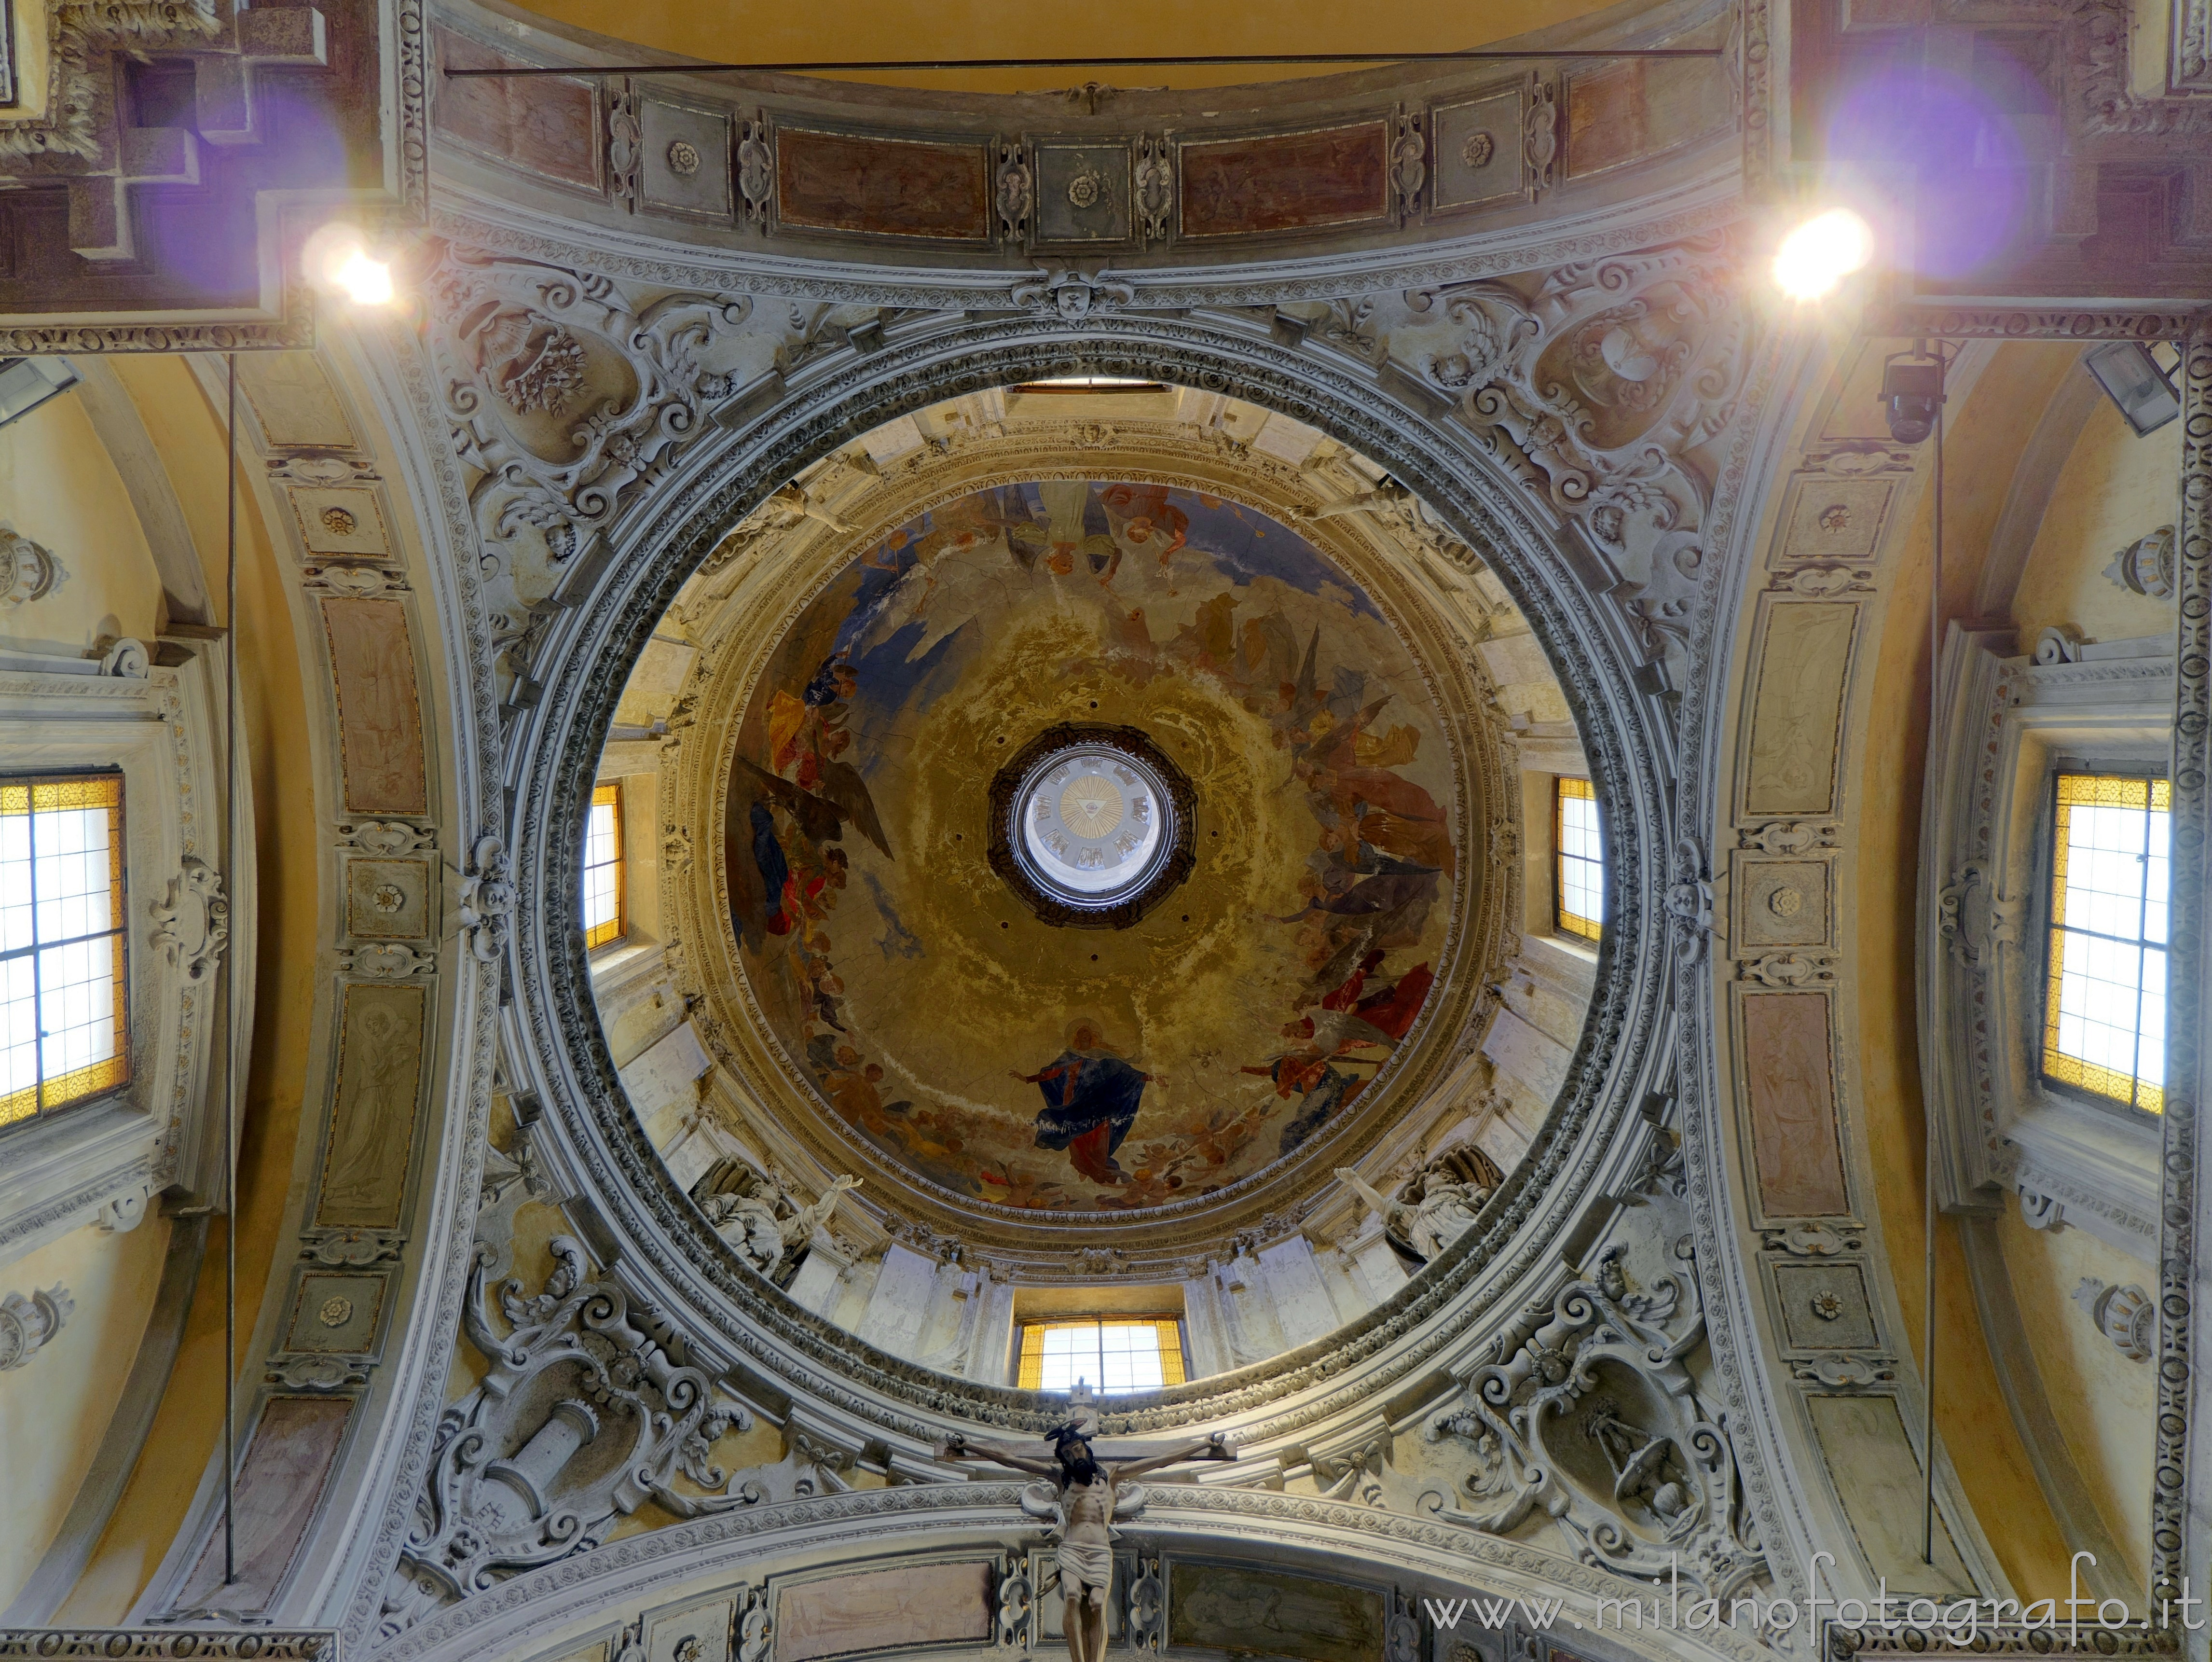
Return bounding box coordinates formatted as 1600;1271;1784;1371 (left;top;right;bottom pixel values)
2041;770;2168;1114
584;782;625;950
1555;776;1601;942
0;770;131;1129
1015;1316;1187;1391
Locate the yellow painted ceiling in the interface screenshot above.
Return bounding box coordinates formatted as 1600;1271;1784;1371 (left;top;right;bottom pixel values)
499;0;1629;92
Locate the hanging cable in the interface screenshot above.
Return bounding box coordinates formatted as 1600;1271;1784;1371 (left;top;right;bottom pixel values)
1922;340;1949;1568
222;351;240;1589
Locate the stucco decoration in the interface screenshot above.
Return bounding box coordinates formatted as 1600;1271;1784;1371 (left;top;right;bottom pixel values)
1421;1242;1759;1600
377;1237;757;1634
0;528;64;608
2072;1277;2154;1362
711;480;1462;1213
0;1283;72;1369
149;856;231;985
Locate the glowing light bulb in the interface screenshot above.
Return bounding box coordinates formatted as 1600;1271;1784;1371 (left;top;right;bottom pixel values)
334;250;395;306
1770;208;1875;301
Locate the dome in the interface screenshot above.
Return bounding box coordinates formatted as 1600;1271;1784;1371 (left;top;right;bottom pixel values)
594;386;1589;1356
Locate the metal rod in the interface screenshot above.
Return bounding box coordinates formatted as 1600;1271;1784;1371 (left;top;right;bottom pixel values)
442;46;1725;79
221;351;239;1588
1923;340;1946;1568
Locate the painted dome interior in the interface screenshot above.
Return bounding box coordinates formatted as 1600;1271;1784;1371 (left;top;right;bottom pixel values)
589;385;1595;1376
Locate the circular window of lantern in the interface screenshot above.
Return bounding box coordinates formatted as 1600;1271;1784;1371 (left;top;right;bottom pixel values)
988;724;1197;929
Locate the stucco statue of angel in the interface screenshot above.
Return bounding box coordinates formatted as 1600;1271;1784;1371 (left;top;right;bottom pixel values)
936;1422;1232;1662
1337;1163;1489;1263
689;1159;858;1283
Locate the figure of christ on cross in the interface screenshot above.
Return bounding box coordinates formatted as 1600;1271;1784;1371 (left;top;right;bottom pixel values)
936;1423;1233;1662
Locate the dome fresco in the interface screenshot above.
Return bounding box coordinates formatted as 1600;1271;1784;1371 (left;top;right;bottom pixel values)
720;480;1462;1213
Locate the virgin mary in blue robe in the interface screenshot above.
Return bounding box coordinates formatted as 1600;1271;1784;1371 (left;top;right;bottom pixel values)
1016;1024;1152;1185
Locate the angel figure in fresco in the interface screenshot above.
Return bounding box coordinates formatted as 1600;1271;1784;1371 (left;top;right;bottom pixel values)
1016;1021;1156;1185
935;1422;1233;1662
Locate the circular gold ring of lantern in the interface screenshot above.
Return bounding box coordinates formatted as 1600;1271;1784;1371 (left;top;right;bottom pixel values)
988;723;1196;930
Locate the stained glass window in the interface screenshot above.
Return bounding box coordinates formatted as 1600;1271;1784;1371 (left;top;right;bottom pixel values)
2044;772;2169;1113
1016;1317;1187;1393
582;782;625;950
0;773;129;1129
1556;776;1603;942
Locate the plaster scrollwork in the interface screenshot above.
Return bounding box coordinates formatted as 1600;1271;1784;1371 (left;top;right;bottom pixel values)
1399;237;1751;686
1134;138;1172;242
1936;863;2020;968
1420;1241;1762;1602
0;527;65;608
342;819;437;855
1008;265;1137;320
1737;953;1835;986
737;114;773;223
736;1586;771;1662
427;244;754;572
149;855;230;984
1390;107;1427;219
305;1230;404;1267
2103;526;2176;600
376;1237;757;1636
1383;1591;1423;1662
993;1548;1031;1647
1523;77;1558;192
96;636;150;678
1759;1222;1858;1257
1739;820;1837;854
456;835;517;965
1127;1550;1165;1652
1665;838;1715;962
1789;1356;1896;1390
342;943;438;980
0;1283;72;1369
271;1355;372;1392
2072;1278;2154;1362
995;142;1033;242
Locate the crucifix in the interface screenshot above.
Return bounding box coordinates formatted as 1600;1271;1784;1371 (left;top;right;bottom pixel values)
937;1390;1234;1662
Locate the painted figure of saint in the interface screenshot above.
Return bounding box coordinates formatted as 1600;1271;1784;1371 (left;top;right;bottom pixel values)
1016;1021;1155;1184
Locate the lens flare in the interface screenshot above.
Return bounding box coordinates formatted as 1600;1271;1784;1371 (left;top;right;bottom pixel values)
1770;208;1875;301
333;250;395;306
303;222;399;307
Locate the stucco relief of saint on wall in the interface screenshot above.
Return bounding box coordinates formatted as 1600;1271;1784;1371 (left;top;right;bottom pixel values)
317;982;429;1230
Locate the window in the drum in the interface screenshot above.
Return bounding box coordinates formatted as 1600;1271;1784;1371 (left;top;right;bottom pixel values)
2043;771;2169;1114
1016;1316;1187;1394
583;782;625;950
0;772;129;1130
1555;776;1603;942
